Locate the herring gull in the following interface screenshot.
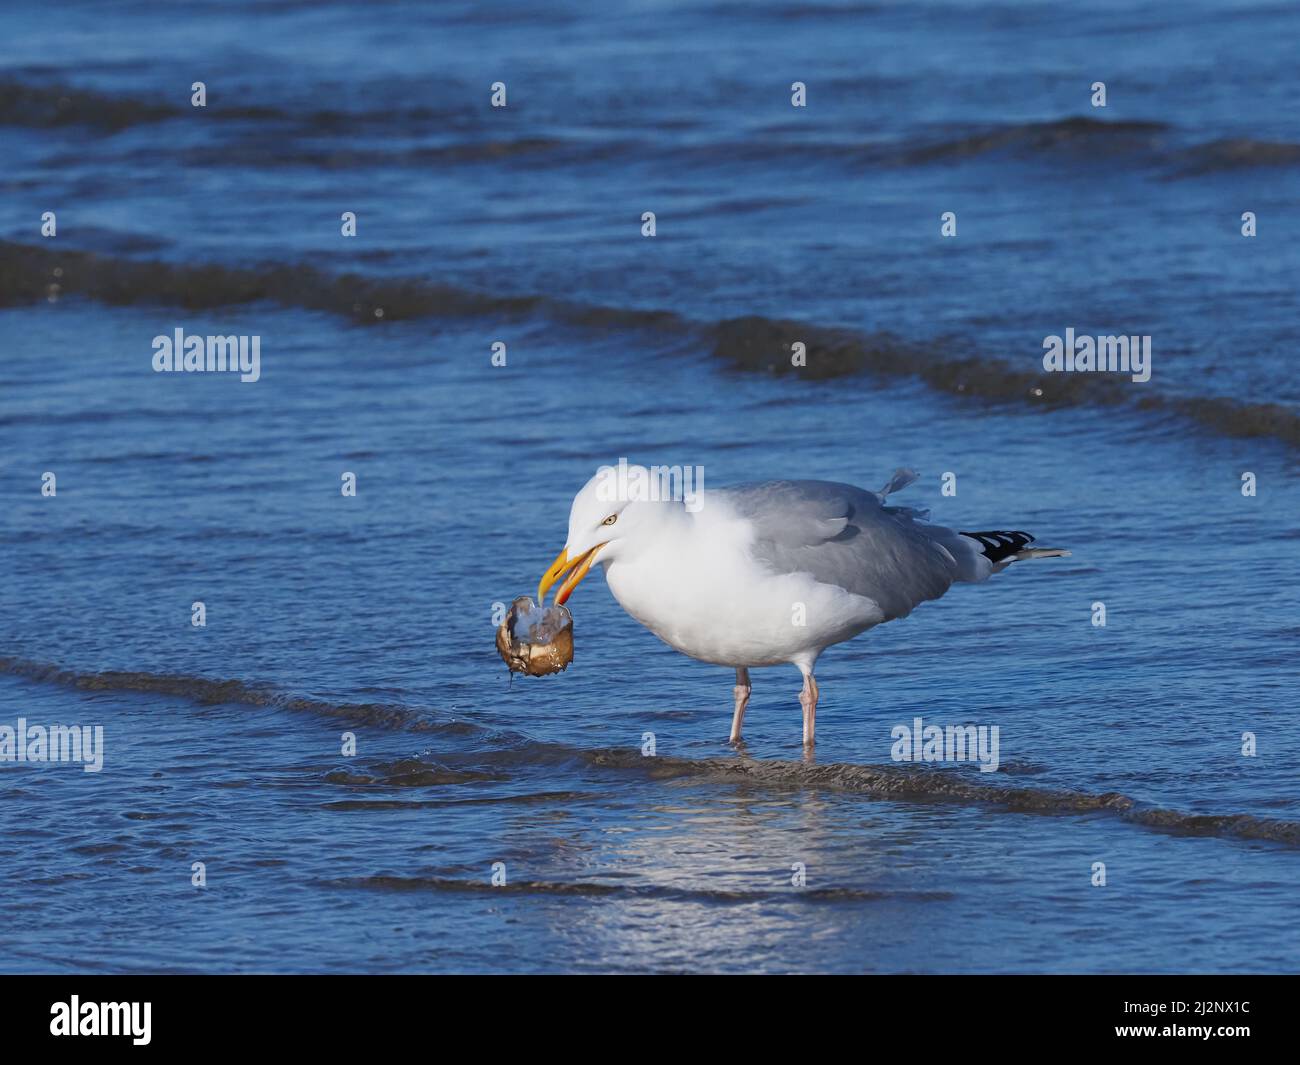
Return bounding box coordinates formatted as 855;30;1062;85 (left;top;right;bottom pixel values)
537;465;1068;748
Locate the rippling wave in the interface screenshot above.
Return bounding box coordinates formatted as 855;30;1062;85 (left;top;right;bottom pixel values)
5;239;1296;448
7;79;1298;177
5;654;1297;846
330;874;955;901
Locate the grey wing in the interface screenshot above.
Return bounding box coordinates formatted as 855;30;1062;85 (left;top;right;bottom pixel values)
715;475;976;620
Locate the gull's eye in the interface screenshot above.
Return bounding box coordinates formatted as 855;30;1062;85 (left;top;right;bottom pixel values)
601;514;618;526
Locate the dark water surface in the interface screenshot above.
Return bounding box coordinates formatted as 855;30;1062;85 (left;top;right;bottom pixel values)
1;1;1297;973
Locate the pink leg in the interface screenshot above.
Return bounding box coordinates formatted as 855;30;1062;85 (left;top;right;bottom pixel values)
729;667;751;744
799;671;819;748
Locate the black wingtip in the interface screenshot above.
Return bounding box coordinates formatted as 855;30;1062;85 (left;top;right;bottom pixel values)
960;530;1036;563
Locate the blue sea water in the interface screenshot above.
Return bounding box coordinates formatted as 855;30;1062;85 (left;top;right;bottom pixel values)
0;0;1297;973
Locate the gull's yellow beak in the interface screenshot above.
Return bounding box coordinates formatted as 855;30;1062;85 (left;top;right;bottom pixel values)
538;545;604;606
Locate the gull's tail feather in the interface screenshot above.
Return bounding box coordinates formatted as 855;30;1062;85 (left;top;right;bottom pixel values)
877;467;919;499
1013;546;1071;560
960;530;1071;565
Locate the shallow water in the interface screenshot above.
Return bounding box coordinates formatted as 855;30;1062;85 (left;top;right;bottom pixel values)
1;0;1297;973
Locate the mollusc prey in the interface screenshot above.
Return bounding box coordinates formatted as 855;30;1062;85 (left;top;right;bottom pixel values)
495;596;574;676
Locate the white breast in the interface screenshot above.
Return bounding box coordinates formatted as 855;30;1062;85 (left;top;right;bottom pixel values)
601;508;883;668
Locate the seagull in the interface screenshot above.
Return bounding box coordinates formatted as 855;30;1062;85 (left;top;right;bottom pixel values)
537;465;1068;749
